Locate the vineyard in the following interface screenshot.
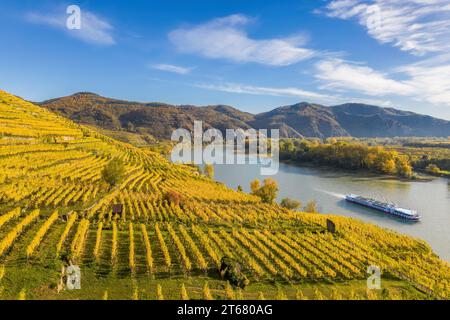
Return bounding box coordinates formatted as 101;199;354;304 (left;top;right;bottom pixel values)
0;89;449;300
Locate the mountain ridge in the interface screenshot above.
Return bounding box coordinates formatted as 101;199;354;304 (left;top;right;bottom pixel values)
38;92;450;139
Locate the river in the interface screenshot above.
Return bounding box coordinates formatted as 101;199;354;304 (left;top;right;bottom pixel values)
210;159;450;261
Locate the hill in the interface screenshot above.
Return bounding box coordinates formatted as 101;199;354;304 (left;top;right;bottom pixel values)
1;89;450;300
39;93;450;140
39;93;253;141
250;102;450;138
249;102;347;138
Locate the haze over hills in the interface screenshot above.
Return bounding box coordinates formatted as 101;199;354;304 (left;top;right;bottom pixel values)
39;93;450;140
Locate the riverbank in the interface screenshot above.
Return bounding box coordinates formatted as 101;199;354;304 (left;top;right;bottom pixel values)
281;159;434;182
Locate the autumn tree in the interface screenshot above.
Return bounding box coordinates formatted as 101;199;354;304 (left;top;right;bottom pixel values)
396;157;413;178
426;164;441;174
380;159;397;175
204;164;215;179
101;158;125;186
280;198;302;211
250;179;279;204
304;200;318;213
250;179;260;194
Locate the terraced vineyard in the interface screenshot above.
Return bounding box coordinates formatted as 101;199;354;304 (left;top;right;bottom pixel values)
0;89;449;300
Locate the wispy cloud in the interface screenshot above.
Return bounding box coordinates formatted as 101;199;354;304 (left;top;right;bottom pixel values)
150;64;193;75
169;14;315;66
315;58;450;107
398;59;450;106
194;82;338;103
315;59;413;96
194;81;397;107
26;10;115;45
321;0;450;56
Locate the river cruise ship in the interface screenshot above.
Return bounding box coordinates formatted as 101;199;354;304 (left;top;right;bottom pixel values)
345;194;421;221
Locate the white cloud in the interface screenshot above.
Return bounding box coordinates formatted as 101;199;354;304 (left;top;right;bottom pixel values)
315;59;414;96
400;62;450;105
194;81;398;107
26;10;115;45
169;14;315;66
322;0;450;55
315;58;450;107
194;82;338;102
150;64;193;75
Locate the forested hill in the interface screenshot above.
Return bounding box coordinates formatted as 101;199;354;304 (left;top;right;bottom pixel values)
39;93;450;139
39;93;253;140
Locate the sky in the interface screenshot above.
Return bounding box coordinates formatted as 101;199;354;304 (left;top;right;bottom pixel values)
1;0;450;118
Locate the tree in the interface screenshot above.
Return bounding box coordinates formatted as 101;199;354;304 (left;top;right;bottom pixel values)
396;158;413;178
426;163;441;174
303;200;318;213
101;158;125;186
237;185;243;192
250;179;260;194
204;164;214;179
326;137;338;144
126;121;135;132
280;198;302;211
381;159;396;175
250;179;279;204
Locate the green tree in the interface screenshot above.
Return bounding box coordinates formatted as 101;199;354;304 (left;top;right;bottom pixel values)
280;198;302;211
237;185;243;192
101;158;125;186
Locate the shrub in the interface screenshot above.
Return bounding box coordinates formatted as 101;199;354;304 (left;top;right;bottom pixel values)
220;256;250;289
163;190;186;206
280;198;302;211
304;200;318;213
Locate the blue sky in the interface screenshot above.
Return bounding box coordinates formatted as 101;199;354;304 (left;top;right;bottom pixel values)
1;0;450;118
